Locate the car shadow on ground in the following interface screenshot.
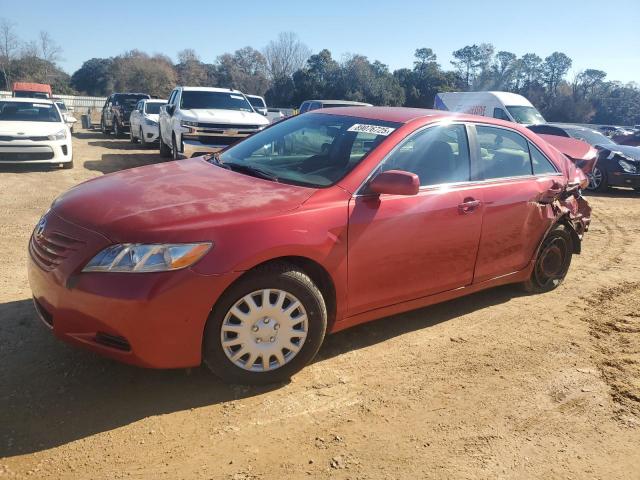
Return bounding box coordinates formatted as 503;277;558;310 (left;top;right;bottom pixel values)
0;164;63;173
0;284;522;457
84;153;165;174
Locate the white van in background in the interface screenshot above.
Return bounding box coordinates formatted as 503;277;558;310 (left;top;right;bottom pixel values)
434;91;546;125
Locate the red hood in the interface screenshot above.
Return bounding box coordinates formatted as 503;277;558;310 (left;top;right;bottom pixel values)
52;158;315;243
538;134;598;175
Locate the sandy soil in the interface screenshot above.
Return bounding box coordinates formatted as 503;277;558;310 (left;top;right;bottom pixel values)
1;130;639;479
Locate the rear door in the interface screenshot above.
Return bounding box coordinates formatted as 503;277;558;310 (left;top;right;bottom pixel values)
347;123;485;316
469;124;564;283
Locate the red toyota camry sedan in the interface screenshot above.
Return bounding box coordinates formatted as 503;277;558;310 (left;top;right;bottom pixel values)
29;107;591;384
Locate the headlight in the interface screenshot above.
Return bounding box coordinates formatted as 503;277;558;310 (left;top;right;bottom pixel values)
48;129;67;141
618;158;637;174
181;121;198;128
82;242;212;273
144;118;158;126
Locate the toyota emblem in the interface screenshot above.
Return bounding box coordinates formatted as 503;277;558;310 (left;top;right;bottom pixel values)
35;217;47;239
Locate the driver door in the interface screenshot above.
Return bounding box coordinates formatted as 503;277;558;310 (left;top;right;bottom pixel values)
346;123;484;316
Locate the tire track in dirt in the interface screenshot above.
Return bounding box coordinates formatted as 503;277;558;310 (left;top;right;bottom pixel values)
583;282;640;426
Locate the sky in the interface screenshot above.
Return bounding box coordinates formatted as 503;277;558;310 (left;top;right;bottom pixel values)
2;0;639;83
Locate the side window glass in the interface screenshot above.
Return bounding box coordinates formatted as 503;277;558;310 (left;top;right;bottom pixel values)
493;108;510;121
380;124;471;186
475;126;532;179
299;102;309;113
309;102;321;111
529;142;557;175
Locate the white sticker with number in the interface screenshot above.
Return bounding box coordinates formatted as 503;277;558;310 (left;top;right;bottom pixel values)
347;124;396;136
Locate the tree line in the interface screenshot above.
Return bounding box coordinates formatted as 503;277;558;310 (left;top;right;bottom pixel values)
1;19;638;125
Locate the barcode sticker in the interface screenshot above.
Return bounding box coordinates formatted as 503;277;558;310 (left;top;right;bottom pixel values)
347;124;396;136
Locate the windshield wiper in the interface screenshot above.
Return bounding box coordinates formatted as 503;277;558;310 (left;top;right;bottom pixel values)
224;162;279;182
207;154;278;182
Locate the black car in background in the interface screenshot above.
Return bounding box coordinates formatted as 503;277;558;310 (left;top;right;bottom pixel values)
101;93;150;137
529;123;640;192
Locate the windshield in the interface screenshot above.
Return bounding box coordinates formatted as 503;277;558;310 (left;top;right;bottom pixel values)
565;128;616;146
0;101;61;122
506;106;546;124
217;113;400;187
181;91;253;112
55;102;67;112
144;102;164;114
248;97;266;109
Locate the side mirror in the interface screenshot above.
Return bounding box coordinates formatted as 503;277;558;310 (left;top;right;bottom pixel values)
167;104;175;116
369;170;420;196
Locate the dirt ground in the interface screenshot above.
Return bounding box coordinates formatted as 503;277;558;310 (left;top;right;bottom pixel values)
1;130;639;479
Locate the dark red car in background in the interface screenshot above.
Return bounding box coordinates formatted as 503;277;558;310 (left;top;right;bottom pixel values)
29;107;591;384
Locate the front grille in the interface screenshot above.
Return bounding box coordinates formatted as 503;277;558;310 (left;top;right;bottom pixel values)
196;122;261;130
0;135;49;142
29;229;84;271
33;298;53;327
95;332;131;351
196;135;242;146
0;150;54;161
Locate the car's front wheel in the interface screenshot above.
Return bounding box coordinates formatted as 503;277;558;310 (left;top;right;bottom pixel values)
159;128;171;157
523;223;573;293
129;125;138;143
587;166;608;192
139;127;147;147
203;262;327;385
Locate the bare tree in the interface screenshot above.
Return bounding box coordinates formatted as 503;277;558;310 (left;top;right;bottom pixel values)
0;18;19;89
38;31;62;81
263;32;310;80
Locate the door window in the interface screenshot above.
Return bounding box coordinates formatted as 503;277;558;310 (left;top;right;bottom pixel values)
529;142;558;174
475;126;532;179
493;107;510;121
378;124;470;186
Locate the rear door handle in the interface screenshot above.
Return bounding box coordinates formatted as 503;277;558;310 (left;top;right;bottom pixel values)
458;198;481;214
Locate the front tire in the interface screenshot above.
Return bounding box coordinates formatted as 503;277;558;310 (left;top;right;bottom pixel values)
62;158;74;170
130;126;139;143
139;127;147;147
203;262;327;385
523;223;573;293
587;166;608;192
159;128;171;157
171;133;181;160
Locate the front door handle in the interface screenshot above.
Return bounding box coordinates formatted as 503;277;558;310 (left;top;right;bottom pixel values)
458;198;481;214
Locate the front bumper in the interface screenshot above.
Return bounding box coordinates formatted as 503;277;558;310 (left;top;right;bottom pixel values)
142;123;159;143
182;139;230;158
28;211;240;368
0;138;72;165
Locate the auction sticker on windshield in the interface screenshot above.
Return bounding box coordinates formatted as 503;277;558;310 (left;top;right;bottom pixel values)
347;124;396;136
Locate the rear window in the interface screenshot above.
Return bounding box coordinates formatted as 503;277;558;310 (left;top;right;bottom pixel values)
248;97;266;109
0;101;61;122
114;94;149;107
181;91;253;112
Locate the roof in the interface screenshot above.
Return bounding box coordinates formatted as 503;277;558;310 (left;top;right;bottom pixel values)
180;86;243;94
0;97;53;104
12;82;52;93
309;106;462;123
305;99;373;106
438;91;533;106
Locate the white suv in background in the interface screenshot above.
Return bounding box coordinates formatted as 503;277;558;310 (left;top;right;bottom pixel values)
0;98;73;169
158;87;269;159
129;99;166;146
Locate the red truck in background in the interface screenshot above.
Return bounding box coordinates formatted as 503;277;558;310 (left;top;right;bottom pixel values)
12;82;52;99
